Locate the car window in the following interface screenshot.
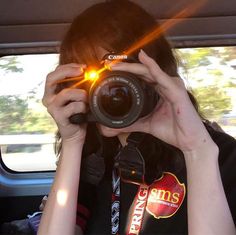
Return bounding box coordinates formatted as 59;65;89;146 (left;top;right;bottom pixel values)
177;46;236;138
0;54;58;172
0;47;235;172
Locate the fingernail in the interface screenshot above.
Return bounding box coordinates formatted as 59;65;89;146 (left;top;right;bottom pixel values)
140;49;148;57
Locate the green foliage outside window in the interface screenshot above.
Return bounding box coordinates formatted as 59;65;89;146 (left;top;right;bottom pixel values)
0;48;235;135
0;55;57;135
177;47;235;120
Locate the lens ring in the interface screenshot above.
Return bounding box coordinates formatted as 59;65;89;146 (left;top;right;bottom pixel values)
89;71;144;128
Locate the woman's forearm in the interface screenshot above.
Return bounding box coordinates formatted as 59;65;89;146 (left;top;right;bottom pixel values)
184;144;235;235
38;140;84;235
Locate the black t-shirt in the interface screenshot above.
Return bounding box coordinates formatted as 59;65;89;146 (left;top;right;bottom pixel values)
82;128;236;235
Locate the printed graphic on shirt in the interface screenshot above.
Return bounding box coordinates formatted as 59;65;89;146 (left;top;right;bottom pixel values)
127;185;149;235
146;172;186;219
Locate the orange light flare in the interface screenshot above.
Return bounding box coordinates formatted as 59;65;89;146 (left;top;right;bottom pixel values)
73;66;111;86
71;69;101;88
53;68;104;89
124;0;208;56
52;0;207;88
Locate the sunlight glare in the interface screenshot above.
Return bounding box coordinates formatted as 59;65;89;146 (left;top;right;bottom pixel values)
57;189;68;206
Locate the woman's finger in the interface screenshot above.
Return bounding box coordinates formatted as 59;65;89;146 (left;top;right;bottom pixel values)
50;63;86;84
138;50;172;89
52;88;87;107
109;61;154;83
63;101;88;118
47;100;88;126
43;64;86;106
138;50;186;102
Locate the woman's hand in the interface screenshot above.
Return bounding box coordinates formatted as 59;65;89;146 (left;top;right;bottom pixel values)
42;63;88;142
109;51;236;235
110;50;216;154
39;63;87;235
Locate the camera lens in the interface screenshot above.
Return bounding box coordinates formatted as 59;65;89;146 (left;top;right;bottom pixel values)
89;71;154;128
99;83;132;117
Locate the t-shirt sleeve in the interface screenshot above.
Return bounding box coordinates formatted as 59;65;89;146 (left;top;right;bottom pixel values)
209;127;236;224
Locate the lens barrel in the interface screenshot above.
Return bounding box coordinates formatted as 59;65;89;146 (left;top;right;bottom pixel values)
88;71;158;128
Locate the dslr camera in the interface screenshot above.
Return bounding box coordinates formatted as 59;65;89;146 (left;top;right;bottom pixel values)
69;54;159;128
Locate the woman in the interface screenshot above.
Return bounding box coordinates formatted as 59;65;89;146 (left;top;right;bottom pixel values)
38;1;236;234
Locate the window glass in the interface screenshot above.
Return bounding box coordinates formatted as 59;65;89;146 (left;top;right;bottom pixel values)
176;46;236;138
0;47;235;172
0;54;58;171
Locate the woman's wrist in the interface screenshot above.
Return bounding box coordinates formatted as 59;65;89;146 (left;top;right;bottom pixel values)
62;137;85;147
57;137;85;166
183;140;219;166
61;131;86;147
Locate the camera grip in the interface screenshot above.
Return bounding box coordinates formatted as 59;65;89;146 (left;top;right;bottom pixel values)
69;113;87;124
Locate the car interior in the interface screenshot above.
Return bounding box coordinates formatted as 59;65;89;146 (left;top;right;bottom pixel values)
0;0;236;232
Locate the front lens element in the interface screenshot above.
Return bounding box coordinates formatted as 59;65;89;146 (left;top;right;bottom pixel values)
99;84;132;117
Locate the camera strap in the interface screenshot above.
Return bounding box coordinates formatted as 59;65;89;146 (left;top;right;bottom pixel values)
114;132;146;185
111;132;148;235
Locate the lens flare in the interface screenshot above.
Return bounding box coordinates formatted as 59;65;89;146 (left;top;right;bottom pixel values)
84;70;99;81
54;0;207;88
124;0;207;56
71;68;101;88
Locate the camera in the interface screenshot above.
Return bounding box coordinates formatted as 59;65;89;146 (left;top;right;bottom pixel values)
69;55;159;128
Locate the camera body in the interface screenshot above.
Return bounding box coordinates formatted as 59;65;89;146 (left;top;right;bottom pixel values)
69;56;159;128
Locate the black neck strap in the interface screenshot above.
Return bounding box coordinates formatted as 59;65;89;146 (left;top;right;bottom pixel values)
114;132;147;185
127;132;146;146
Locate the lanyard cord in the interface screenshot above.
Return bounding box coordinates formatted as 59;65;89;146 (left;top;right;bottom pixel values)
111;169;121;235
